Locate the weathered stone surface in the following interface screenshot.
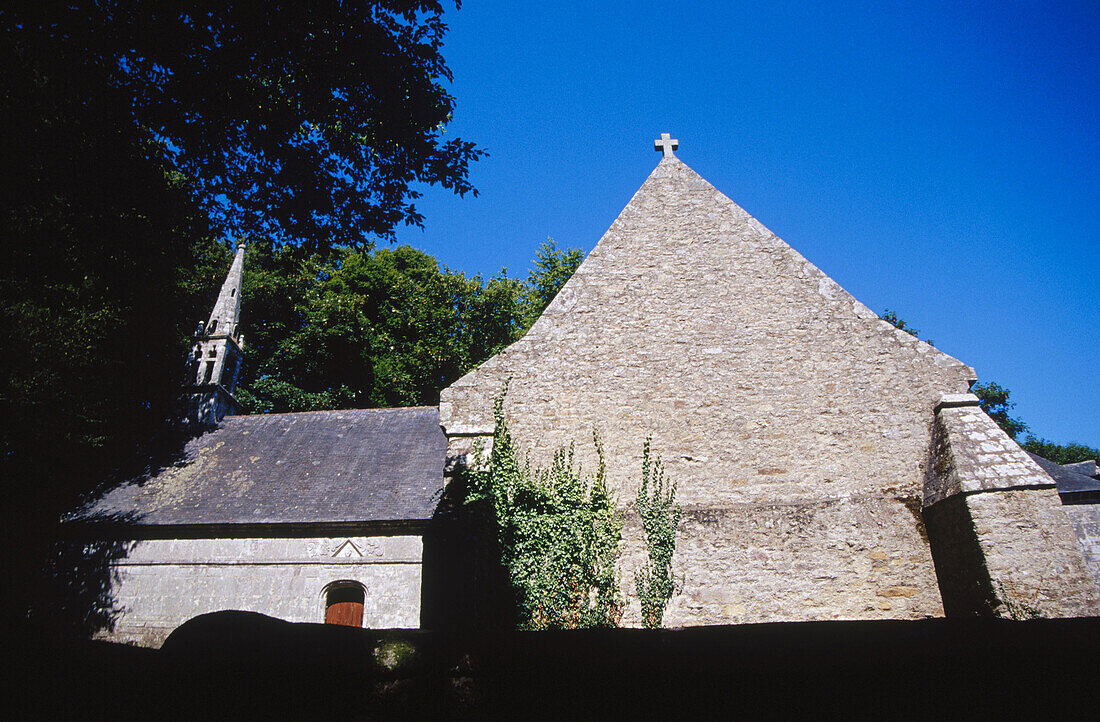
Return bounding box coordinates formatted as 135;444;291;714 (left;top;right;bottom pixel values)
440;156;976;626
100;535;423;647
647;496;942;625
182;243;247;428
654;132;679;158
925;490;1100;618
924;395;1053;506
968;490;1099;616
1064;504;1100;587
923;396;1099;616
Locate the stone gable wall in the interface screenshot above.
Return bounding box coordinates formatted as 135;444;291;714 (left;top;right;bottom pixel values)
441;158;975;626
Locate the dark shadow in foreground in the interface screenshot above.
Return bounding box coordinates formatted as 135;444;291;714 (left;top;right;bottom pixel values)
7;612;1099;719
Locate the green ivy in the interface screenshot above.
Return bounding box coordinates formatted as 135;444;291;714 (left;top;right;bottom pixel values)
465;390;622;629
635;438;681;629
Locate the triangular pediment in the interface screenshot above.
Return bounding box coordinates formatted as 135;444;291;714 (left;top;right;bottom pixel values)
441;156;973;441
332;539;363;558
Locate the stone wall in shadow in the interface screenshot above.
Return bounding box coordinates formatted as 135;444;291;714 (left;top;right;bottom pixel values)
420;476;517;631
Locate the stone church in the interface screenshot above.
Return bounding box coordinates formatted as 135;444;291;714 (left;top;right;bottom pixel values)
84;245;446;645
82;135;1099;645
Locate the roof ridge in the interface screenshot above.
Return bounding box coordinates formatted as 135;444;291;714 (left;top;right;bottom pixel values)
224;406;439;421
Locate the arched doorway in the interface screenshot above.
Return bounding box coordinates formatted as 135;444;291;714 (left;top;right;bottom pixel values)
323;583;365;627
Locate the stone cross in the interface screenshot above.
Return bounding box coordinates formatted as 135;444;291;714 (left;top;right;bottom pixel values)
654;133;679;158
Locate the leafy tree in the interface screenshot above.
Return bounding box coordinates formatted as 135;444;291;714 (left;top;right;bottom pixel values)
463;391;622;629
635;438;680;629
881;311;1098;453
1021;438;1100;466
235;245;522;412
971;381;1029;440
0;17;230;631
235;241;584;413
958;379;1096;461
881;309;919;338
881;308;932;347
4;1;483;247
518;240;584;331
0;2;481;632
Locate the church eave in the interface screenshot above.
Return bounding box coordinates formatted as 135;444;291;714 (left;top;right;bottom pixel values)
62;518;431;541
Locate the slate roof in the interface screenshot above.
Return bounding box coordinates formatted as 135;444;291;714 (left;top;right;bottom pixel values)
85;407;445;527
1027;452;1100;498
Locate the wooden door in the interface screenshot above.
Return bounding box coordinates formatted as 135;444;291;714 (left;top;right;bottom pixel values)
324;586;364;627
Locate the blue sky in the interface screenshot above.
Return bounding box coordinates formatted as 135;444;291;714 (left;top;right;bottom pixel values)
393;1;1098;447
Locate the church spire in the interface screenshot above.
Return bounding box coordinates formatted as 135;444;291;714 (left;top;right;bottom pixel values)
181;242;248;428
205;241;247;345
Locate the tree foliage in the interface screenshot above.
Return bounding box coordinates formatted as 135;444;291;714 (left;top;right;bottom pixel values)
971;381;1029;440
1021;438;1100;466
4;1;483;247
0;2;481;632
881;308;932;347
235;241;582;412
967;382;1098;461
881;309;919;338
463;391;622;629
635;438;680;629
518;240;584;330
881;312;1099;454
881;310;1038;441
0;14;227;629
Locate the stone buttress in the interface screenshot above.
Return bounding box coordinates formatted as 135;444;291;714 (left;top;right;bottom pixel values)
923;394;1099;617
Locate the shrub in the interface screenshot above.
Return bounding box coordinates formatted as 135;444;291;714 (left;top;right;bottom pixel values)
635;438;681;628
464;391;622;629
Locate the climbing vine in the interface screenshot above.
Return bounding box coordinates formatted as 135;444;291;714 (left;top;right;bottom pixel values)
463;391;682;630
464;390;622;629
635;438;681;628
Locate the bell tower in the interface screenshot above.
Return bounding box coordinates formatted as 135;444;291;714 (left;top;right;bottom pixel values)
181;242;247;428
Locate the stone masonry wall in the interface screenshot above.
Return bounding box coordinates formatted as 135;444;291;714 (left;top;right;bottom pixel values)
965;491;1099;616
1064;504;1100;588
440;157;976;626
102;535;423;647
923;395;1099;617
